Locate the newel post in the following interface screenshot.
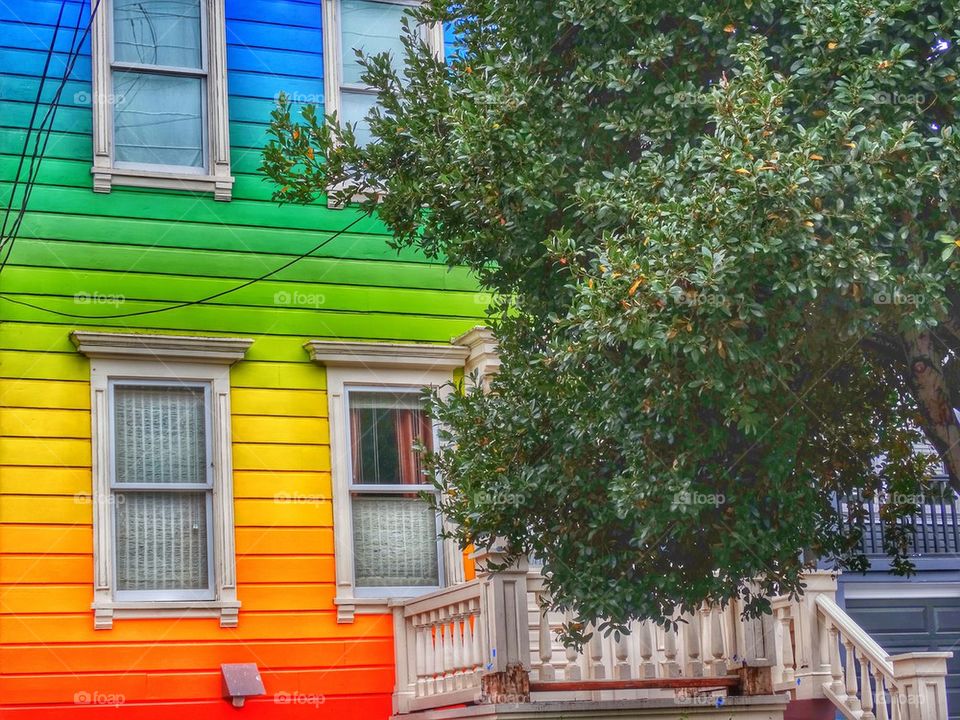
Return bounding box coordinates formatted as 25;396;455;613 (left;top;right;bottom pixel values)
390;600;416;714
790;570;838;703
889;653;953;720
473;543;531;703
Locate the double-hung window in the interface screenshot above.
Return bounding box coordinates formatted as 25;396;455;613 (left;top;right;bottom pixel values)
73;331;251;629
347;389;441;591
90;0;233;199
306;340;470;622
110;382;214;600
322;0;442;147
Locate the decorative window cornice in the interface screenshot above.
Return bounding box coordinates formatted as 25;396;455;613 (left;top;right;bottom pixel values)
72;331;253;364
304;340;468;371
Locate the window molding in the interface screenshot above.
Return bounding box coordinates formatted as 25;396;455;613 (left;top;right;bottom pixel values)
320;0;443;208
307;340;468;622
89;0;234;200
72;332;252;629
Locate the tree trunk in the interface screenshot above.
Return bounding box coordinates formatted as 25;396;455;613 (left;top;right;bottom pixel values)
903;329;960;494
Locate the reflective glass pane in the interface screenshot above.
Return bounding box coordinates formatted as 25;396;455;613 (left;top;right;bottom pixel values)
340;0;407;85
348;391;433;485
114;0;203;68
352;494;439;587
115;491;210;591
113;384;208;484
340;89;377;146
113;71;204;168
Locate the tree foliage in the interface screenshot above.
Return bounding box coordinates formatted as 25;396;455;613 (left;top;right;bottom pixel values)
262;0;960;632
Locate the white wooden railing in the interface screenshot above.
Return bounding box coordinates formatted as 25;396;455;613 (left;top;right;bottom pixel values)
392;579;487;713
526;570;771;698
816;594;951;720
392;561;952;719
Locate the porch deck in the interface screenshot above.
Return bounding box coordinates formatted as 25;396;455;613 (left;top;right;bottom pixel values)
392;694;789;720
388;548;953;720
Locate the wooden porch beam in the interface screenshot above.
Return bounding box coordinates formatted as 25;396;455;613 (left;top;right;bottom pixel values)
529;676;740;693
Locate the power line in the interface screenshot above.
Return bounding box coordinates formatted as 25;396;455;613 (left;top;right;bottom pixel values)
0;0;100;275
0;213;367;319
0;0;69;246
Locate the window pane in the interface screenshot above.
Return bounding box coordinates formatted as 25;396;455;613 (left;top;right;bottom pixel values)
340;0;407;85
115;491;210;591
340;89;377;146
349;391;433;485
114;0;202;69
352;494;439;587
114;384;207;484
113;71;204;168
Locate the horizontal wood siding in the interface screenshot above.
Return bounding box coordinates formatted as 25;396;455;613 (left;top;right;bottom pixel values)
0;0;483;717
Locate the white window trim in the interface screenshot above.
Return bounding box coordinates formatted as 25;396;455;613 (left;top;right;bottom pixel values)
320;0;443;208
89;0;234;200
305;340;468;622
72;332;253;629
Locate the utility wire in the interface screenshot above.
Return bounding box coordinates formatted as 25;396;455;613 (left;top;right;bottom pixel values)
0;0;69;247
0;213;367;319
0;0;99;277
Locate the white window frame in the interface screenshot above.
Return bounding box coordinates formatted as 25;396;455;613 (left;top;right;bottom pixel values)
346;385;445;597
305;340;468;622
89;0;234;200
320;0;443;207
109;378;216;602
72;331;253;629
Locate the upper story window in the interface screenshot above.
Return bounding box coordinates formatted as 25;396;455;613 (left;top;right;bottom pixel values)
89;0;234;200
321;0;442;147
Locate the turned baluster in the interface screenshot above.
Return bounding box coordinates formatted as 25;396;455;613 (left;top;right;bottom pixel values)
778;606;796;686
710;606;726;676
638;621;656;679
564;610;581;680
890;684;903;720
818;610;831;674
615;630;631;680
874;666;890;720
424;615;437;696
685;611;703;677
452;605;465;690
589;623;605;679
828;623;845;698
844;640;862;713
860;658;876;720
462;606;479;687
564;643;581;680
416;619;429;697
663;624;680;678
538;608;555;680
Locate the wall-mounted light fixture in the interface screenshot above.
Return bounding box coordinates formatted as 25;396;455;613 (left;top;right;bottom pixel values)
221;663;265;708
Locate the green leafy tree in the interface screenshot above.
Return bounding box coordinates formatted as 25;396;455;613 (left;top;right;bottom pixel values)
262;0;960;632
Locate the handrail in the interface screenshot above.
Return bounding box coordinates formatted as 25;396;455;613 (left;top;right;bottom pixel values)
815;594;894;678
401;578;483;617
815;591;951;720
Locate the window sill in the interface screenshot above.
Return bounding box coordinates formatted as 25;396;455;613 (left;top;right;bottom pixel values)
93;600;240;630
333;596;393;622
92;166;234;201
